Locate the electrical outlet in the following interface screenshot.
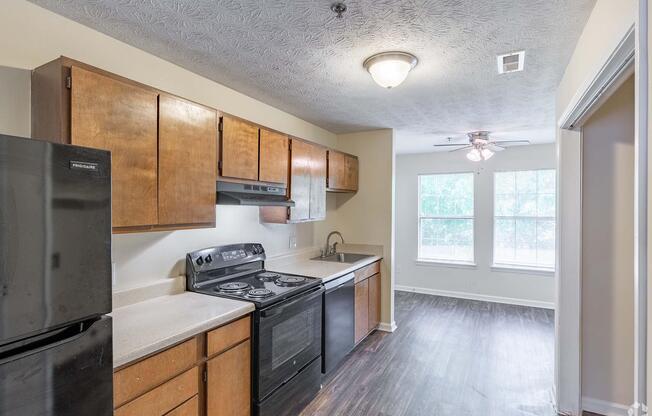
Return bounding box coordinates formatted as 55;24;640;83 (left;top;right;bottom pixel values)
289;235;297;249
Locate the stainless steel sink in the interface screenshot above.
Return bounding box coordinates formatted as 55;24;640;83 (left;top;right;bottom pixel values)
311;253;374;264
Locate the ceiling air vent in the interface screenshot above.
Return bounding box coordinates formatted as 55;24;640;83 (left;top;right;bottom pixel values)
497;50;525;74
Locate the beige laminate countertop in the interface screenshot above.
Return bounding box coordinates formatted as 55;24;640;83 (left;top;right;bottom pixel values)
110;292;254;369
266;247;382;283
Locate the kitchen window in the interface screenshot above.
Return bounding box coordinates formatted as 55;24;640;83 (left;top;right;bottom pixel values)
418;173;474;263
493;169;556;271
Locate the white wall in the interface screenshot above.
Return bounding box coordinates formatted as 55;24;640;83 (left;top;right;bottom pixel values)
0;66;30;137
581;75;635;410
0;0;340;291
554;0;636;413
316;129;396;326
394;144;556;307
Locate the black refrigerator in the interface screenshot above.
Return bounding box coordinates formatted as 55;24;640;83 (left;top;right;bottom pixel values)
0;134;113;415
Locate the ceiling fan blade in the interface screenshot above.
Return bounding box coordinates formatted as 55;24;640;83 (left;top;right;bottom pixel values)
487;144;505;152
433;143;470;147
491;140;531;145
450;145;472;152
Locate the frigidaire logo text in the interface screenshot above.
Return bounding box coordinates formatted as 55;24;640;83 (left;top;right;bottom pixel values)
69;161;99;171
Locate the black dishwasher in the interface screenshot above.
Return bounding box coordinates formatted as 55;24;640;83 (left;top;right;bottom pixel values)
322;272;355;374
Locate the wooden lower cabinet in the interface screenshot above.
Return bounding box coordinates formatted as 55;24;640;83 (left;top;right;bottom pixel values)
354;278;370;344
113;316;251;416
354;261;382;344
206;340;251;416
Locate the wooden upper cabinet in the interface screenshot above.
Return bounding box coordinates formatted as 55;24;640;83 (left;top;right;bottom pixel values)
158;94;217;226
259;129;289;184
220;116;259;181
309;145;326;220
70;66;159;228
288;139;312;222
327;150;358;192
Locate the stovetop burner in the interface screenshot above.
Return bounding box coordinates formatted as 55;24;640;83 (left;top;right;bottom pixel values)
216;281;251;293
246;288;275;298
257;271;281;281
275;276;307;286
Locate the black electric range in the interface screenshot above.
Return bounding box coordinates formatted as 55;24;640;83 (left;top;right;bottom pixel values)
186;243;324;416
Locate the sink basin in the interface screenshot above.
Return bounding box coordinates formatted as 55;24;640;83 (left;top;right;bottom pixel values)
311;253;374;264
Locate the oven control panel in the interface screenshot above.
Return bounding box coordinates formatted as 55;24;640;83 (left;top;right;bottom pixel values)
187;243;265;273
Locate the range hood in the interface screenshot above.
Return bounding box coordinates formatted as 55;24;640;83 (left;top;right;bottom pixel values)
216;181;295;207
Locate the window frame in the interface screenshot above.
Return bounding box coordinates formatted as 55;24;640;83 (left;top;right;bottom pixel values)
492;168;556;272
417;171;476;265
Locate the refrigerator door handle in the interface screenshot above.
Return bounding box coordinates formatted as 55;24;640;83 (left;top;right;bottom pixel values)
0;318;97;364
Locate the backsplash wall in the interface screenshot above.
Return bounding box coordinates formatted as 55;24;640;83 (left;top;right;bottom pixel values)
112;205;315;291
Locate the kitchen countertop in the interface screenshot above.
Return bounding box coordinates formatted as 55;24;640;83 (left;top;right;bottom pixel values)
110;292;254;368
266;244;383;283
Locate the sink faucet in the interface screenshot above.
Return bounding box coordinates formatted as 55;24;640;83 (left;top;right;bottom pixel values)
324;231;344;257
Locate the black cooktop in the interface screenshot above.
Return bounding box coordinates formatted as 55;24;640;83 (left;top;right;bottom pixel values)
191;269;321;308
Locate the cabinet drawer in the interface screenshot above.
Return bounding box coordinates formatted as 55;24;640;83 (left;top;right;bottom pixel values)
207;315;251;357
166;395;199;416
114;337;199;407
354;261;380;284
115;367;199;416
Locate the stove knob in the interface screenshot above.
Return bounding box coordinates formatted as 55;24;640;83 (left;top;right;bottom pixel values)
205;254;213;263
196;257;204;266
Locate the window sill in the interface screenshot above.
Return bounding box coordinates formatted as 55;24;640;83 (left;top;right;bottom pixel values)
415;259;477;269
490;264;555;276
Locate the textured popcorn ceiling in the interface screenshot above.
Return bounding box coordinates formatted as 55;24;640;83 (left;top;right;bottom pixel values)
29;0;595;154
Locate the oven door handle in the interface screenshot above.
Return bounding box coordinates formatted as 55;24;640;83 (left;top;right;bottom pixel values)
261;286;324;318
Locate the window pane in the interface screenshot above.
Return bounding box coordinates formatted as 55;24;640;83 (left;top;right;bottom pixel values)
494;218;515;264
419;173;473;217
419;218;473;262
493;169;557;269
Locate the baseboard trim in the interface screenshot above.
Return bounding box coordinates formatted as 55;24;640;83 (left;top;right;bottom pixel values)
377;321;397;333
395;285;555;310
582;397;630;416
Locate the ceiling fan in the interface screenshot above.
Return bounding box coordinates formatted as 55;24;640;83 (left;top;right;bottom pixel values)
433;131;531;161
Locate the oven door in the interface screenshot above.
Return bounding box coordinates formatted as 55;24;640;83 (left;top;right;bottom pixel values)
254;286;324;401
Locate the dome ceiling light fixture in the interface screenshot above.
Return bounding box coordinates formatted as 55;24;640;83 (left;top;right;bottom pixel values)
363;51;418;89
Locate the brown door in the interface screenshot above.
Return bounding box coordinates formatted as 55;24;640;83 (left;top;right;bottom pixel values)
158;94;217;226
344;155;359;191
354;279;369;344
259;129;289;184
70;66;158;228
220;116;259;181
327;150;345;190
309;144;326;220
368;273;381;331
288;139;311;222
206;341;251;416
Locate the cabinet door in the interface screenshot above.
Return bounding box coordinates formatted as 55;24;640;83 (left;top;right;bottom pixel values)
70;66;158;228
221;116;259;180
288;139;311;222
368;273;381;332
309;144;326;220
354;279;369;344
158;95;217;226
259;129;289;184
206;341;251;416
344;155;359;191
327;150;346;190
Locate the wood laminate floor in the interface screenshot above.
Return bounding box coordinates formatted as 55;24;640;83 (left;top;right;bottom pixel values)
301;291;555;416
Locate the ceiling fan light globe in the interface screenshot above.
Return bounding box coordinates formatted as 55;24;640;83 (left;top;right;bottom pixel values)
466;148;482;162
481;148;494;160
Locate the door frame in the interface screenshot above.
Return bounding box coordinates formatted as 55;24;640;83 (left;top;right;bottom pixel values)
556;14;646;415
